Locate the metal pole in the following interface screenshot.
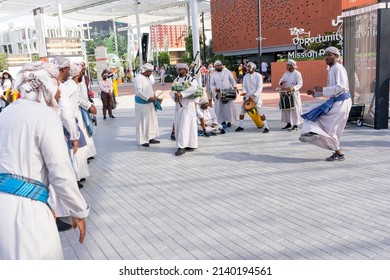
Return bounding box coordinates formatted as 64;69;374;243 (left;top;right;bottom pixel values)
201;12;206;63
154;25;159;69
134;0;143;65
190;0;201;83
127;16;133;82
112;12;119;59
257;0;262;65
57;1;65;37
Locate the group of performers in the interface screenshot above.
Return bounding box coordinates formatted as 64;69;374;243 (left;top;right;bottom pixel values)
134;46;351;161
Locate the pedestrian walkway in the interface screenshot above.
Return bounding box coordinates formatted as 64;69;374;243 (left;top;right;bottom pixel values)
60;91;390;260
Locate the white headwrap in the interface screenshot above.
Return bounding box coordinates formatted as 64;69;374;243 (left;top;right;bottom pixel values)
198;98;209;105
140;63;154;73
325;47;340;56
176;63;189;71
50;56;70;69
287;59;298;69
70;62;82;78
15;61;60;111
214;60;222;67
247;62;256;70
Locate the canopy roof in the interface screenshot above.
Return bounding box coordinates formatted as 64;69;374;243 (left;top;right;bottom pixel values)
0;0;210;27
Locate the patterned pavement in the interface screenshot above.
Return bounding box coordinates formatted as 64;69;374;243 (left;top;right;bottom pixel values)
60;83;390;260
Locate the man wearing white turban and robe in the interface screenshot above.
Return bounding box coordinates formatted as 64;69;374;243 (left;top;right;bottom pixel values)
0;61;89;259
134;63;160;147
65;62;90;179
300;47;352;161
170;63;199;156
277;59;303;131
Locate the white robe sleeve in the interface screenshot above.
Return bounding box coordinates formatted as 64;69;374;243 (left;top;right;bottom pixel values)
59;84;80;141
135;76;151;101
293;71;303;92
37;115;89;218
253;73;263;99
323;64;349;97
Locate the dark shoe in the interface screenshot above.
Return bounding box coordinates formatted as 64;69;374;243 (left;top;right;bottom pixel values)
87;157;95;161
227;122;232;127
149;139;160;144
77;181;83;189
87;160;90;164
170;132;176;141
175;148;186;156
56;218;72;232
79;178;86;182
185;147;195;152
103;116;106;120
326;152;345;161
141;143;150;147
299;132;319;143
263;127;270;133
109;115;115;118
282;123;292;130
221;121;226;126
288;125;299;131
235;127;244;132
220;129;226;134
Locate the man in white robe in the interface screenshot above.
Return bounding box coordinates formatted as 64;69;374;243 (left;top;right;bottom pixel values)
65;63;90;180
170;63;199;156
196;98;225;134
277;59;303;131
300;47;352;161
0;62;88;259
210;61;238;127
236;62;270;133
134;63;160;147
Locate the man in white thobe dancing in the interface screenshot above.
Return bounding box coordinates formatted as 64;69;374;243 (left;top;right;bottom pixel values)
210;60;238;128
299;47;352;161
236;62;270;133
0;62;89;259
134;63;160;147
170;63;199;156
278;59;303;131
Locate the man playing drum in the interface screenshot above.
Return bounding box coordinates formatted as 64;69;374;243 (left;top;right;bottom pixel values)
278;59;303;131
236;62;270;133
210;60;238;128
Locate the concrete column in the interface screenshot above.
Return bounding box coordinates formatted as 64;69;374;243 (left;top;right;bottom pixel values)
134;0;143;65
190;0;201;83
57;1;65;37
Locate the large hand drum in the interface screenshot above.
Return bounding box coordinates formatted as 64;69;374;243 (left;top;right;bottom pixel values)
221;89;237;101
243;99;263;128
155;90;164;103
279;91;295;110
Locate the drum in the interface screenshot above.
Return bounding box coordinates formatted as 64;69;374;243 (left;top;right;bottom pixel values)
280;92;295;110
221;89;237;101
243;99;255;111
155;90;164;103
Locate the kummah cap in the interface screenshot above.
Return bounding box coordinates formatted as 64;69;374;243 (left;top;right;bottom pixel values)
140;63;154;73
50;56;70;69
247;62;256;70
176;63;189;71
213;60;222;67
325;46;340;56
70;62;82;78
287;59;298;69
198;98;209;105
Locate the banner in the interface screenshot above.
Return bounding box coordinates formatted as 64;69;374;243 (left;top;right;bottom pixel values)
342;0;378;10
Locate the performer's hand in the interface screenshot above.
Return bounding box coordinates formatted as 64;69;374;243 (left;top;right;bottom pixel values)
175;92;182;99
287;86;294;92
72;217;86;244
248;96;254;101
72;140;79;154
240;93;246;96
307;89;315;96
89;105;97;115
148;96;156;102
314;86;323;92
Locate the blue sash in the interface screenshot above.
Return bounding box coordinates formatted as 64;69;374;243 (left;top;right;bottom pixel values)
302;92;351;122
135;95;162;111
81;107;93;136
0;173;49;203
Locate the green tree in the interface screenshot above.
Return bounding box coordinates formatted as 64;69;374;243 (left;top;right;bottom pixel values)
0;54;7;71
158;51;170;65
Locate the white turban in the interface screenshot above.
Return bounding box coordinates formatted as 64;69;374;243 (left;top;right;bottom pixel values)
140;63;154;73
247;62;256;70
176;63;189;71
15;61;60;111
198;98;208;105
325;47;340;56
70;62;82;78
214;60;222;67
287;59;298;69
50;56;70;69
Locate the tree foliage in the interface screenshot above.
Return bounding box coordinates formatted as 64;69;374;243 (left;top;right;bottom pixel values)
158;51;170;65
0;54;7;71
